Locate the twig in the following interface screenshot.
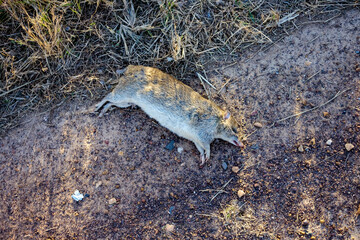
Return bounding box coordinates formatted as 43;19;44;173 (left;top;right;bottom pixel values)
45;227;57;232
197;74;211;99
306;70;321;82
278;10;300;26
308;36;320;43
196;72;217;90
0;79;37;97
273;88;350;124
210;178;233;202
196;213;216;218
245;36;285;63
242;129;258;141
300;14;342;25
217;77;233;94
213;62;237;72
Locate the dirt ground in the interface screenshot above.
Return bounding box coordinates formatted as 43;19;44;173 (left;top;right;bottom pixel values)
1;9;360;239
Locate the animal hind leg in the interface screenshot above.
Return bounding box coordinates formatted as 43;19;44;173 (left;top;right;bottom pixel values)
94;96;111;112
99;101;132;117
98;102;114;117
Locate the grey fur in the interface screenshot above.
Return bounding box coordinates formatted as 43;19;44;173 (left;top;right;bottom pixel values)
94;65;243;165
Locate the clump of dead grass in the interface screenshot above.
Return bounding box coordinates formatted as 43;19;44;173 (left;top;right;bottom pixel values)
217;199;273;238
5;1;66;57
0;0;359;132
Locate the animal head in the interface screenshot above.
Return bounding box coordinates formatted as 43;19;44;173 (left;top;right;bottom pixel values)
216;111;244;148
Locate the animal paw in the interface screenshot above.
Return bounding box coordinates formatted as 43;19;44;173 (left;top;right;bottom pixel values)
200;154;208;166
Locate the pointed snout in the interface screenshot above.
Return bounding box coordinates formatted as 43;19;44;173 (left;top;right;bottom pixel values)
233;139;244;148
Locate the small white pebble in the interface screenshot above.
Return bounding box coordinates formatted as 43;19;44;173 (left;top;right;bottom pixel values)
166;57;173;62
305;60;312;66
165;224;175;232
72;190;84;201
345;143;354;151
298;145;304;152
237;189;245;198
254;122;263;128
95;181;102;188
109;198;117;205
231;166;240;173
177;147;184;153
326;139;333;146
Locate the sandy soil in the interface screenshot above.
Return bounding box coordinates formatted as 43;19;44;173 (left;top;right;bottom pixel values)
1;9;359;239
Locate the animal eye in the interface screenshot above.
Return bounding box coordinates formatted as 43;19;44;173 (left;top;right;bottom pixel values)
232;128;238;134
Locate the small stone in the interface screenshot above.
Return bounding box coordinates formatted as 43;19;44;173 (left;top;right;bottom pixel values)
326;139;333;146
254;122;263;128
237;189;245;198
302;219;309;227
165;140;175;151
298;230;306;235
305;60;312;66
232;166;240;173
177;147;184;153
72;190;84;202
109;198;117;205
168;206;175;214
345;143;354;151
118;151;124;156
95;181;102;188
298;145;304;152
310;138;316;145
165;224;175;232
221;161;228;170
323;111;330;118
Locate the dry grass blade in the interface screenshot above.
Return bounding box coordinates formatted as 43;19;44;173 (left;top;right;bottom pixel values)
3;1;69;57
196;72;216;90
273;88;350;124
278;10;300;26
199;178;233;202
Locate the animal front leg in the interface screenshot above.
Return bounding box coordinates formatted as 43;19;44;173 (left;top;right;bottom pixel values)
194;142;207;166
204;144;211;162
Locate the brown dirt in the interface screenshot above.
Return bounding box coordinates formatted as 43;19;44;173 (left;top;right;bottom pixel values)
1;9;360;239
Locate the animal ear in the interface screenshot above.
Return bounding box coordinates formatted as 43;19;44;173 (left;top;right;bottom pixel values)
223;111;231;120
